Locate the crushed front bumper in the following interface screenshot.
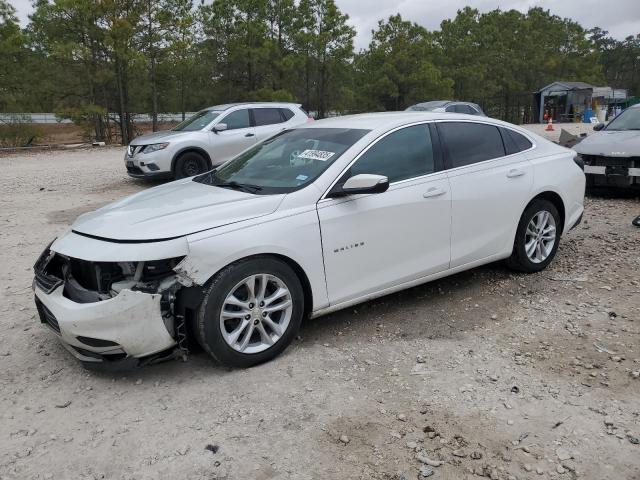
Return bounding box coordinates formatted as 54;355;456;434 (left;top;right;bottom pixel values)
34;284;177;366
582;155;640;188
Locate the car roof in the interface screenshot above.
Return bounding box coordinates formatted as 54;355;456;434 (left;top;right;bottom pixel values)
298;111;511;132
204;102;302;111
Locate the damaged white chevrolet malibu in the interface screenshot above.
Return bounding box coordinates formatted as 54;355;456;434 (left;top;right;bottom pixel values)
33;112;585;368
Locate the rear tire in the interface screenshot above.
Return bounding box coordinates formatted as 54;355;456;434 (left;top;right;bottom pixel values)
174;151;208;179
506;199;561;273
195;257;304;368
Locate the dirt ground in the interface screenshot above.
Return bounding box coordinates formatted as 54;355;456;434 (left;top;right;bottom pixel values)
0;147;638;480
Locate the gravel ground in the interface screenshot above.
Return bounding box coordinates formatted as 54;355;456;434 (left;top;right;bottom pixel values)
0;147;639;480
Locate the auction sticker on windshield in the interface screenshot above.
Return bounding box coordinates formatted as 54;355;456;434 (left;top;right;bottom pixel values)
297;149;335;161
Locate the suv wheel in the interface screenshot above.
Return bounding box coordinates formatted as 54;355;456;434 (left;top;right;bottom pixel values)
195;257;304;368
506;199;561;273
174;151;207;179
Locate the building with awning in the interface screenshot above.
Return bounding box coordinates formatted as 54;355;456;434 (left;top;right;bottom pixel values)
534;81;628;123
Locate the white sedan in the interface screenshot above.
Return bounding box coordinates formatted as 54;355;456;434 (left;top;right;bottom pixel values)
33;112;585;368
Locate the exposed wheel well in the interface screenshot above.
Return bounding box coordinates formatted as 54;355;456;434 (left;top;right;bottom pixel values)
171;148;212;173
528;191;565;234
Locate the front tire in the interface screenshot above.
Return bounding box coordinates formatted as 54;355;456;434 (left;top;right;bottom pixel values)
174;151;208;179
506;199;561;273
195;257;304;368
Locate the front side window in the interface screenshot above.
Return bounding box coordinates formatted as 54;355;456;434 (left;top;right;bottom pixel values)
348;124;435;183
173;110;222;131
253;108;284;126
221;109;251;130
194;128;369;194
438;122;506;168
605;107;640;131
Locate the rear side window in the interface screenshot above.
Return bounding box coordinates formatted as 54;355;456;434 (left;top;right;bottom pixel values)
349;124;435;183
253;108;284;126
501;128;533;155
222;109;250;130
438;122;505;168
280;108;295;121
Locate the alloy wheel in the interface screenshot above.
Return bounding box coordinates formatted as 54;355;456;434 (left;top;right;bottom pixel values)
524;210;556;263
219;274;293;354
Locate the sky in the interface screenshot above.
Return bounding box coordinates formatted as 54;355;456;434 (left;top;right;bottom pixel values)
9;0;640;50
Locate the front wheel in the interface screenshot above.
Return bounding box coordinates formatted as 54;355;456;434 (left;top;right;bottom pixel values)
506;199;561;273
174;151;208;179
195;257;304;368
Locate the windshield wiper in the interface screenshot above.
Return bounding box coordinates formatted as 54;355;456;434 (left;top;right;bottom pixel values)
215;181;263;193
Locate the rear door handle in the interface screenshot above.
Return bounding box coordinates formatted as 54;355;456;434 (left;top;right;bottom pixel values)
245;133;255;137
507;168;525;178
423;187;446;198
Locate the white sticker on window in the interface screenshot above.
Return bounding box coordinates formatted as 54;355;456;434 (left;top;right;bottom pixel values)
296;174;308;181
297;149;335;161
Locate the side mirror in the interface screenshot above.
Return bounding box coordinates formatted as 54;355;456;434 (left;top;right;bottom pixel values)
329;174;389;197
213;123;228;133
593;123;605;131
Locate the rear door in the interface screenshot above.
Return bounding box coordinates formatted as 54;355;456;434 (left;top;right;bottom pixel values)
210;108;257;164
438;121;534;267
252;107;288;142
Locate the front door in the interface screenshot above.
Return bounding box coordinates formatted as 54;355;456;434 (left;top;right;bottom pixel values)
317;123;451;306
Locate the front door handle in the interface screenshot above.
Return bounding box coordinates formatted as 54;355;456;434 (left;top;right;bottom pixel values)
423;187;446;198
245;132;255;137
507;168;525;178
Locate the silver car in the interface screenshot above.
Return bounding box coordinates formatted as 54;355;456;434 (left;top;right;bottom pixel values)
574;103;640;189
406;100;486;116
124;102;311;180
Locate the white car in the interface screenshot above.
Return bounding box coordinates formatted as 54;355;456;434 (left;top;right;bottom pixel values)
125;102;311;180
34;112;585;368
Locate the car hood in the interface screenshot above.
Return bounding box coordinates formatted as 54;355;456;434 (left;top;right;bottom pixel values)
574;130;640;157
129;130;193;145
72;179;285;241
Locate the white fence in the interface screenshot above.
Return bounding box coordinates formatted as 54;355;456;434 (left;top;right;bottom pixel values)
0;113;196;124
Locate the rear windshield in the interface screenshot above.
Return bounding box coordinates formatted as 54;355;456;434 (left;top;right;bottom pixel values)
194;128;370;194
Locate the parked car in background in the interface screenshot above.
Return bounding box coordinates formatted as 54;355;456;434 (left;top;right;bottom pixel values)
124;102;311;180
406;100;486;116
35;112;584;369
574;103;640;189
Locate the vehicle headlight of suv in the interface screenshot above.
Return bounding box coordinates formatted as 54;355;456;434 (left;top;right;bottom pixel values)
143;143;169;154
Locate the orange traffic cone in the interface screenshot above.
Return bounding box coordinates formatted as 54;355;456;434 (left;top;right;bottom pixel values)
545;117;554;131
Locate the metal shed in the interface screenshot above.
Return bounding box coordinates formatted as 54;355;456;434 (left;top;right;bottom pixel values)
535;81;594;123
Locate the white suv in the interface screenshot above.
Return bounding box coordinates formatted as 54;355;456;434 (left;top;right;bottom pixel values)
124;102;310;179
36;112;585;369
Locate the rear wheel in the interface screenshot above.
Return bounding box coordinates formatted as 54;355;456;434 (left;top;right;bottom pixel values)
174;151;207;179
506;199;561;273
195;257;304;368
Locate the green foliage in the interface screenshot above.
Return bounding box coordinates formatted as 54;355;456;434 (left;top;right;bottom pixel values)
0;114;42;147
0;0;638;141
356;14;453;111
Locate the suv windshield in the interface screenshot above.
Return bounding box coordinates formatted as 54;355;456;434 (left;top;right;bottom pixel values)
605;107;640;131
406;101;449;111
173;110;222;131
194;128;370;194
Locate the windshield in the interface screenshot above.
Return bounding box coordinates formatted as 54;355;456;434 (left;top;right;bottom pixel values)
194;128;370;194
406;101;449;111
173;110;222;131
605;107;640;131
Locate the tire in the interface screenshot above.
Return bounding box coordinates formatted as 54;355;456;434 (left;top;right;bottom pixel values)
174;151;208;179
506;199;561;273
195;257;304;368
